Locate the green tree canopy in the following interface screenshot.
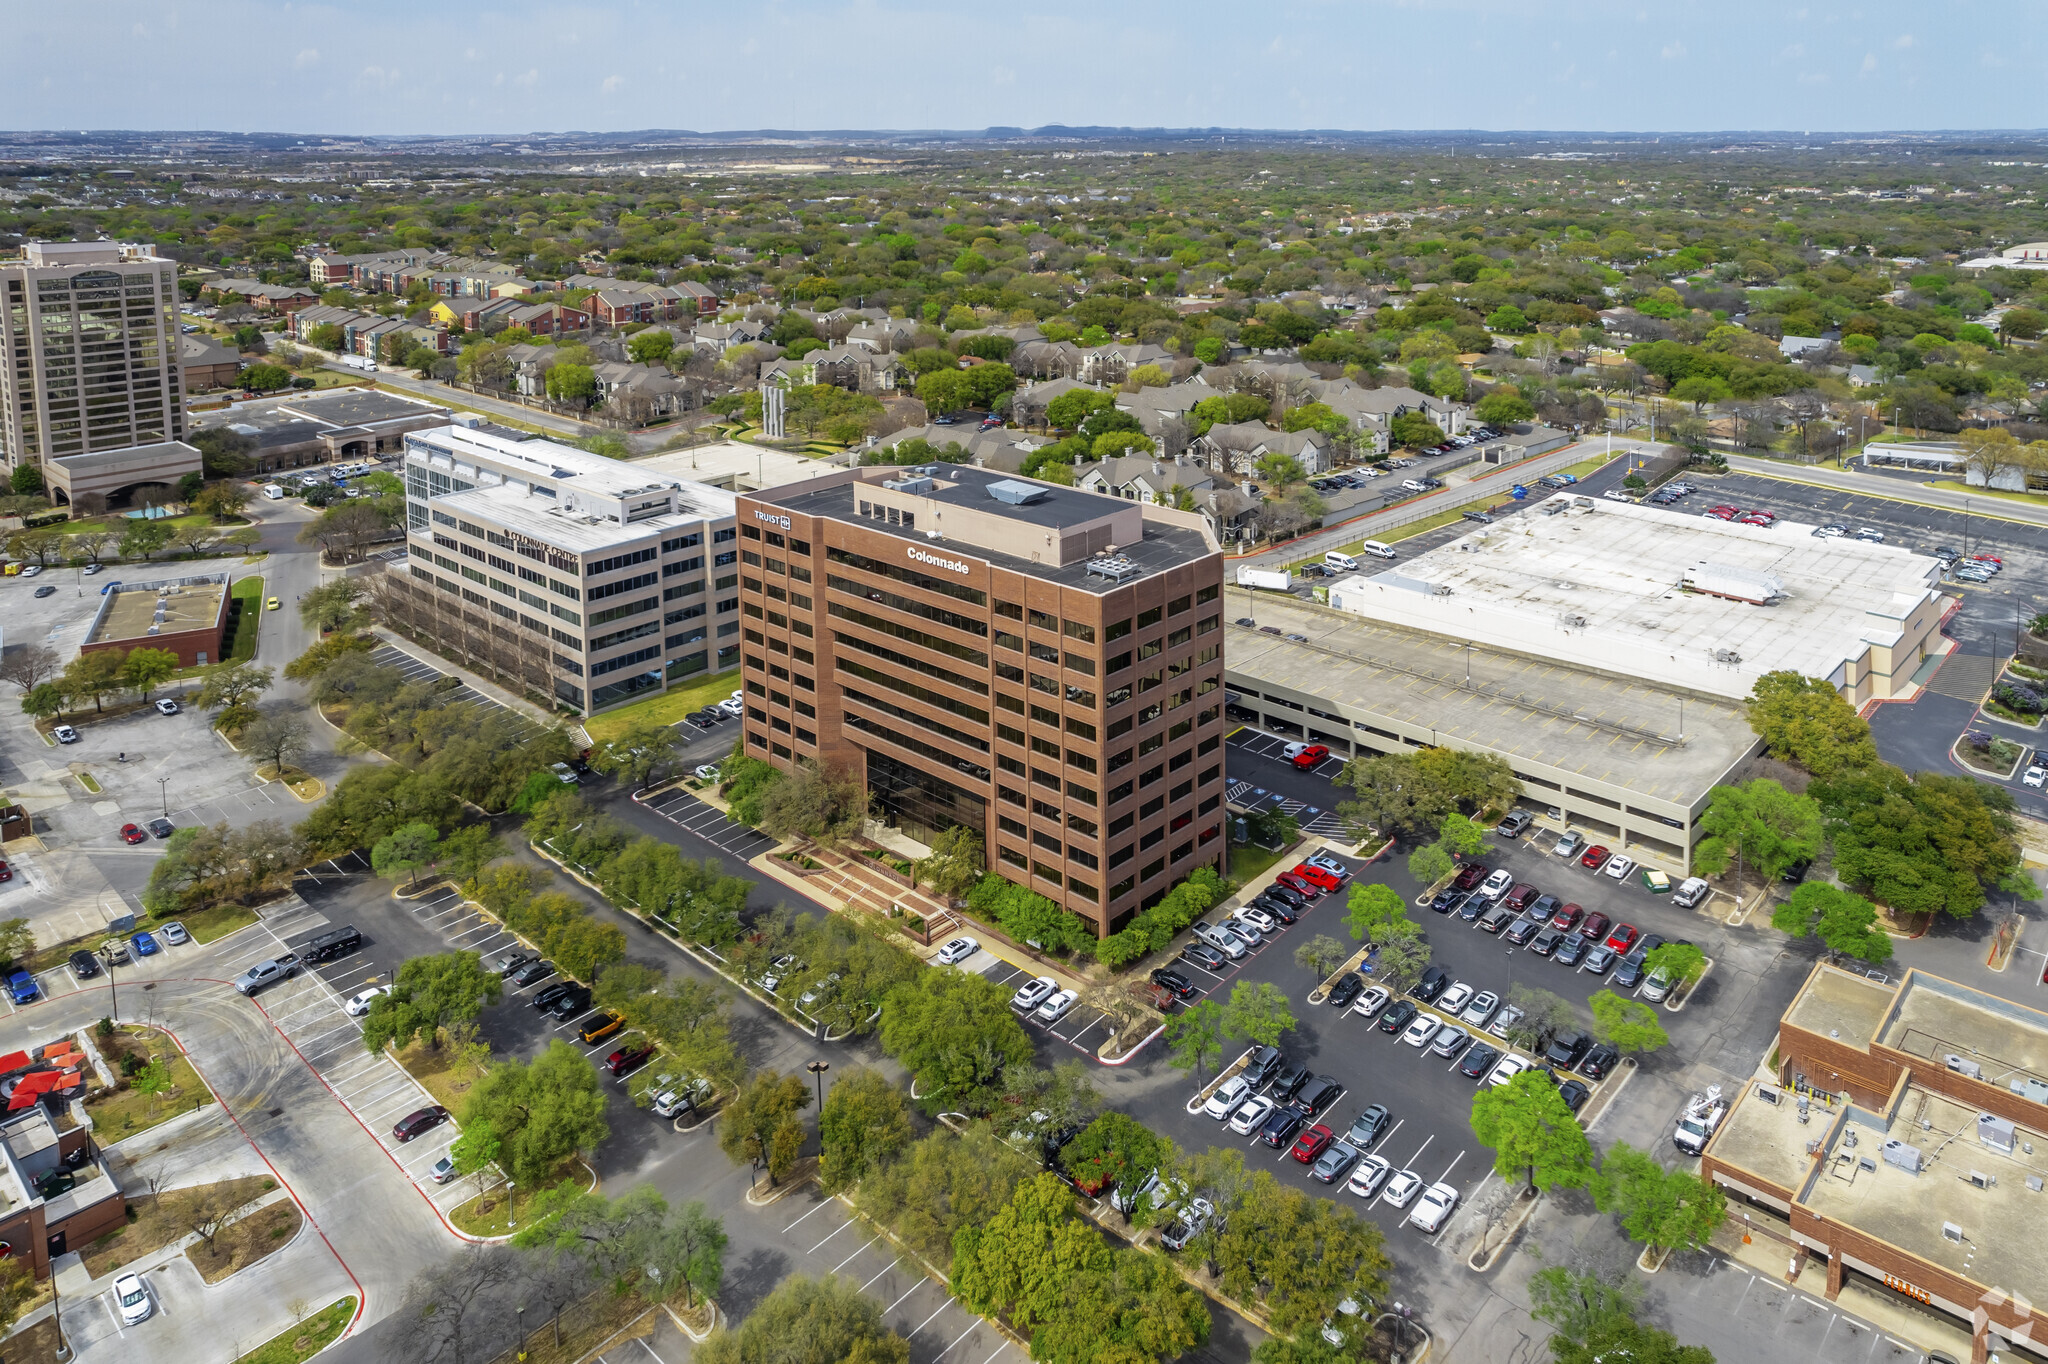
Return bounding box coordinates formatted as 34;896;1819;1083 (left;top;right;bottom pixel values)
461;1039;609;1187
1747;671;1877;777
361;950;504;1054
1220;980;1296;1047
1588;990;1670;1055
1771;882;1894;963
1592;1142;1727;1253
370;821;440;889
877;967;1034;1115
1692;779;1822;882
696;1274;907;1364
718;1069;811;1185
818;1068;913;1193
1470;1069;1597;1192
1164;999;1225;1076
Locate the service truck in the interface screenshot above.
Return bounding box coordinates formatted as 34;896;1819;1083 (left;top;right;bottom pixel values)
1235;565;1292;592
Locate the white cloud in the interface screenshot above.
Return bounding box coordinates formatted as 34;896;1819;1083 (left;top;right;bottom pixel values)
1860;51;1878;74
294;48;320;70
1777;43;1804;61
1892;33;1915;49
1661;40;1686;60
513;68;539;88
1798;69;1830;85
601;75;626;95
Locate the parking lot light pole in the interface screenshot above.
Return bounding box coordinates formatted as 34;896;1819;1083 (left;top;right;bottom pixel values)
158;778;169;819
101;943;117;1022
807;1060;830;1110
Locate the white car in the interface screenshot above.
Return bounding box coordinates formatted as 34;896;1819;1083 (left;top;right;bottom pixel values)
1401;1015;1441;1048
1602;855;1637;881
935;936;979;965
716;698;744;717
1232;906;1277;934
2027;766;2047;790
1347;1153;1392;1199
1011;975;1057;1011
694;763;721;782
1204;1075;1252;1119
1352;985;1391;1019
154;698;180;716
1229;1095;1276;1136
1381;1168;1423;1208
1488;1055;1530;1087
1281;741;1310;760
1035;989;1078;1024
1478;868;1514;900
1436;982;1473;1016
344;985;393;1017
17;565;39;578
1303;853;1351;883
1411;1182;1460;1233
52;725;78;744
114;1273;152;1325
1460;990;1501;1027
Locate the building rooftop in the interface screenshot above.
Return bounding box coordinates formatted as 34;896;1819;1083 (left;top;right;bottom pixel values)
633;441;855;492
1784;965;1896;1047
1329;498;1944;700
1879;973;2048;1094
275;389;446;428
409;425;735;513
87;575;227;648
435;482;727;553
1222;593;1757;806
757;464;1217;594
1708;1081;1828;1195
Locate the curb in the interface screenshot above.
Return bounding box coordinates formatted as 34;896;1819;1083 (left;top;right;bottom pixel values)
1464;1186;1543;1274
1097;1021;1164;1066
1662;956;1713;1013
665;1300;719;1343
1183;1048;1256;1115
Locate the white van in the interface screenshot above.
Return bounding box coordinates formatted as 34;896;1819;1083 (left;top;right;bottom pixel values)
1361;541;1396;560
261;483;284;500
1324;551;1359;573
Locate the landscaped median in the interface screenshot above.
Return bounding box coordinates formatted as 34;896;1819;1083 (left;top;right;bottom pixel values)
85;1022;214;1145
232;1296;356;1364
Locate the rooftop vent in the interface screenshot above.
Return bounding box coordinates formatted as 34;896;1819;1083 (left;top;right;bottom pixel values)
883;475;935;494
1559;612;1588;630
1881;1138;1924;1173
1713;648;1742;665
1979;1113;2017;1155
1946;1054;1984;1080
986;478;1048;506
1086;553;1144;585
2011;1077;2048;1105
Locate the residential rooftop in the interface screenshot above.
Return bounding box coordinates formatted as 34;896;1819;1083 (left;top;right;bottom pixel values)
1328;497;1944;700
1222;592;1757;807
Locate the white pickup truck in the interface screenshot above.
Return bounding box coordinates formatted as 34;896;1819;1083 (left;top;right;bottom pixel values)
232;953;300;996
1673;1086;1727;1156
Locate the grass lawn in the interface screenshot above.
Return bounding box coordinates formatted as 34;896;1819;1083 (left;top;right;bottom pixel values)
391;1034;489;1115
1554;452;1620;479
58;511;216;537
169;900;262;945
82;1025;214;1142
226;576;265;661
187;1197;301;1283
80;1176;275;1277
584;669;738;744
448;1155;590;1237
1229;842;1287;883
234;1296;357;1364
301;370;372;390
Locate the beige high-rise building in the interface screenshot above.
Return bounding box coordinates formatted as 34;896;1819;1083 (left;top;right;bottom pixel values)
0;242;185;476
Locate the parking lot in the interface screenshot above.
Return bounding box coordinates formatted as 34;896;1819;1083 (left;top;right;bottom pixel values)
365;644;550;744
638;786;780;860
1225;731;1350;837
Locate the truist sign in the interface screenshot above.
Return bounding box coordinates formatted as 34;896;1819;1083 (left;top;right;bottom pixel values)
754;510;791;530
908;546;971;575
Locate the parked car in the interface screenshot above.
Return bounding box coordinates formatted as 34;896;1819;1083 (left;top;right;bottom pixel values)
1378;999;1418;1034
1476;904;1514;934
1232;905;1277;934
130;932;159;958
1312;1139;1361;1184
1230;1095;1277;1136
1411;1182;1460;1233
1291;1123;1336;1163
1353;985;1391;1018
51;725;78;744
68;949;100;978
1035;989;1079;1023
1243;1045;1284;1087
1580;1042;1621;1081
1292;744;1330;770
148;818;174;839
1550;902;1584;932
1504;915;1544;947
1401;1014;1441;1048
1251;892;1299;924
1204;1075;1253;1120
1259;1104;1307;1148
1580;944;1617;976
392;1105;451;1142
1273;872;1321;900
115;1273;153;1326
511;959;557;988
1328;973;1365;1009
1294;1075;1341;1115
1460;1042;1503;1079
120;823;146;844
1453;863;1490;892
1013;976;1058;1012
1553;934;1588;968
1160;1197;1214;1251
1605;924;1640;954
935;936;979;965
1503;883;1538;912
1345;1104;1392;1150
1436;982;1473;1016
1496;810;1534;837
1578;910;1612;942
547;986;593;1019
345;985;393;1016
7;971;38;1005
1348;1154;1393;1199
1487;1055;1530;1087
1545;1029;1593;1070
1557;1080;1592;1113
1487;1004;1526;1040
1478;868;1515;900
1381;1168;1424;1208
1553;831;1584;859
1294;864;1342;892
1412;966;1450;1002
1459;990;1500;1027
1430;1025;1471;1058
1150;968;1198;1001
580;1010;626;1044
1529;928;1564;957
1602;855;1637;881
1182;941;1228;972
155;698;180;716
605;1043;655;1076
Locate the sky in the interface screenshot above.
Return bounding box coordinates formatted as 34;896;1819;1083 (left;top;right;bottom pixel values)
3;0;2041;137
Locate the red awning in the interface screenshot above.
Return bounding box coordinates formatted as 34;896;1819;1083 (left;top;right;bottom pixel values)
0;1052;29;1076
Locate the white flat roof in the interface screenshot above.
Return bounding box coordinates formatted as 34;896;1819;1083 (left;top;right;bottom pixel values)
633;440;854;491
1329;498;1943;699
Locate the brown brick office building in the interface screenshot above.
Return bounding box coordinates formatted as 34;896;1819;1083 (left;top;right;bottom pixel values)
737;464;1227;936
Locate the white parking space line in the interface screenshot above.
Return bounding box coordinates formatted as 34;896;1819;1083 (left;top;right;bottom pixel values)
884;1280;929;1314
932;1321;980;1361
807;1216;857;1255
784;1199;836;1234
832;1233;882;1273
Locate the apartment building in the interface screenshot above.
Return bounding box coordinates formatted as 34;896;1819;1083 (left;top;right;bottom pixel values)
0;241;185;479
738;464;1228;936
381;424;742;715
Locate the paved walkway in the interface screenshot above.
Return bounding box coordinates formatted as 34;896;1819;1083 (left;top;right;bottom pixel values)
1728;454;2048;528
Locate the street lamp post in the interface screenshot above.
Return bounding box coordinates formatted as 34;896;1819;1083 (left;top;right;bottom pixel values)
101;943;117;1022
158;777;169;819
807;1060;830;1110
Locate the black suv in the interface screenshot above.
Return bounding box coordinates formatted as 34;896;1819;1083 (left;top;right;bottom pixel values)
1294;1075;1341;1116
1150;968;1197;1000
1243;1045;1284;1087
533;981;576;1012
1272;1060;1311;1101
1544;1029;1593;1070
1579;1042;1620;1081
547;985;593;1019
1412;966;1450;1003
1259;1104;1307;1148
1328;974;1365;1009
1379;999;1419;1034
1253;892;1300;924
68;950;100;979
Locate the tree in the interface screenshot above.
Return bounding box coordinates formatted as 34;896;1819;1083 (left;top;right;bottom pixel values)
1372;936;1433;995
241;363;291;392
395;1243;522;1364
300;579;368;635
545;362;596;404
1254;452;1307;491
818;1068;912;1192
626;329;676;366
1407;841;1454;888
1438;812;1489;858
1470;1069;1597;1193
372;821;441;890
1693;779;1821;882
1220;980;1296;1047
1033;1246;1210;1364
9;464;43;495
119;519;175;561
1772;882;1893;963
877;967;1034;1114
954;1174;1113;1332
132;1058;172;1115
20;682;62;722
758;757;869;847
361;950;504;1054
447;1118;501;1201
60;648;128;712
1588;990;1670;1054
167;521;219;559
919;824;986;899
1343;881;1408;943
1205;1166;1391;1335
1644;942;1706;991
1293;934;1348;981
1747;671;1877;778
1336;752;1455;843
0;919;33;971
1059;1112;1167;1207
118;647;178;701
648;1201;727;1309
195;481;252;521
1670;375;1733;411
1503;984;1575;1051
1527;1266;1644;1354
1475;390;1534;425
514;1183;670;1290
589;718;681;787
462;1040;610;1187
0;644;61;695
179;1181;241;1252
439;824;506;888
695;1275;907;1364
194;660;274;728
1390;411;1447;449
1592;1142;1727;1254
242;709;309;776
718;1069;810;1186
1165;999;1225;1076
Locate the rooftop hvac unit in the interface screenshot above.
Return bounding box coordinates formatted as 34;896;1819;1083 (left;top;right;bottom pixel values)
1979;1113;2017;1155
984;478;1047;505
1943;1222;1965;1243
2011;1077;2048;1105
1881;1138;1924;1173
1946;1054;1984;1079
2031;1176;2045;1193
1684;561;1786;605
1713;648;1742;665
1559;612;1587;629
882;475;934;494
1086;554;1143;585
1967;1170;1996;1189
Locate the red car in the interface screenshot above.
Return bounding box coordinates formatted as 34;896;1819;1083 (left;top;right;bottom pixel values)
1291;1123;1335;1163
1579;910;1612;941
605;1043;655;1077
1274;872;1321;899
1293;864;1342;892
1453;862;1490;891
1738;510;1776;527
1706;505;1739;520
1551;902;1583;932
119;824;146;845
1970;553;2003;565
1605;923;1640;954
1292;744;1330;770
0;861;9;883
1579;845;1609;870
392;1105;450;1143
1503;883;1538;912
